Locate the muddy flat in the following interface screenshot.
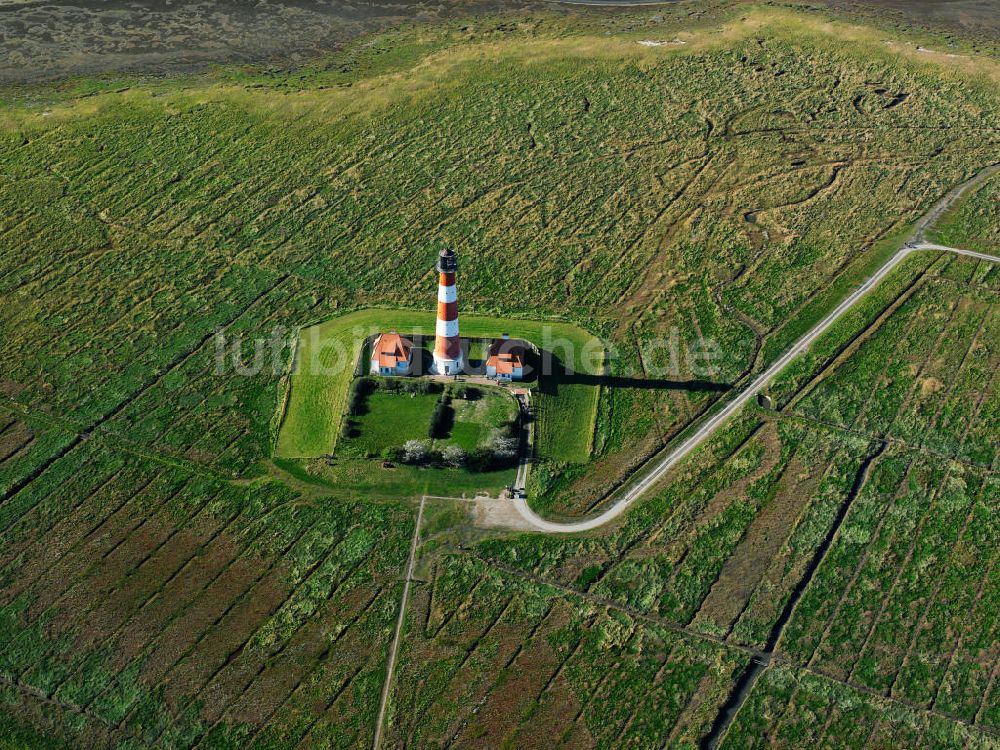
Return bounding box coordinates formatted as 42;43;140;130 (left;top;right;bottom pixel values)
0;0;541;82
3;0;1000;84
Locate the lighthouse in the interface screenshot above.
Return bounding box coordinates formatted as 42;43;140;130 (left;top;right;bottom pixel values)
432;248;463;376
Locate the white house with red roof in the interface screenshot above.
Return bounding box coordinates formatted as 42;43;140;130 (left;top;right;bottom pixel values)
370;332;414;376
485;334;525;381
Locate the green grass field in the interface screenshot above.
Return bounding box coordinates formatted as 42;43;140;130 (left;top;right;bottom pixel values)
2;2;997;509
1;2;1000;747
442;391;516;451
931;173;1000;256
339;391;439;456
296;455;517;500
338;385;517;460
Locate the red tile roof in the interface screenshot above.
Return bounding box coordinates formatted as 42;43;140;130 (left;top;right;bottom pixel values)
373;333;413;369
486;338;524;375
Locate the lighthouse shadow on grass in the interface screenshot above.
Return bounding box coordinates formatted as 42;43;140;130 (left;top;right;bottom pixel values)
534;351;732;396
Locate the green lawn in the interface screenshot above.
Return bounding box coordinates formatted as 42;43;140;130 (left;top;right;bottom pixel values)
274;308;602;463
339;385;517;458
441;391;517;451
445;421;482;451
339;391;439;457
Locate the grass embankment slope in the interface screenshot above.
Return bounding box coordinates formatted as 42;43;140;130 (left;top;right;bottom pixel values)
275;309;601;462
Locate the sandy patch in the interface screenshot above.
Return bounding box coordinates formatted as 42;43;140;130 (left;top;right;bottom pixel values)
466;495;537;531
920;376;945;397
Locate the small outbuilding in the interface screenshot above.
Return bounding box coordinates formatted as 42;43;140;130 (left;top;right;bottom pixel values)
370;332;414;376
485;334;525;382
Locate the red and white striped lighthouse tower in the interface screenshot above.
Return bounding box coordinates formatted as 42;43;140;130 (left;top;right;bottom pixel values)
432;248;463;375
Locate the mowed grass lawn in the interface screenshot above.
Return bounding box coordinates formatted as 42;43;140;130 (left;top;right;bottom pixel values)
443;391;517;451
341;384;518;458
339;391;439;457
275;308;602;463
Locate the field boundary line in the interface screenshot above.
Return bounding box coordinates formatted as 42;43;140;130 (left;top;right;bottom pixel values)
885;485;981;700
502;164;1000;533
584;421;766;581
974;658;1000;727
438;599;559;750
700;439;887;750
795;661;1000;739
511;241;1000;534
0;273;292;500
372;494;425;750
177;540;377;750
715;444;838;641
784;260;931;415
12;475;207;686
929;270;1000;298
454;545;1000;742
0;467;165;618
0;433;82;509
46;488;236;698
222;584;386;750
0;401;239;485
803;456;919;668
956;335;1000;461
76;499;292;717
432;595;520;747
880;292;965;441
466;549;761;659
931;541;1000;715
104;521;315;728
840;463;954;683
89;273;291;433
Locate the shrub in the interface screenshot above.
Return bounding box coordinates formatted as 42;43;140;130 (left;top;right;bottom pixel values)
404;379;440;395
452;385;480;400
442;445;467;468
402;439;429;464
370;377;441;395
491;437;519;461
467;447;495;472
378;377;401;392
346;377;374;416
484;427;519;459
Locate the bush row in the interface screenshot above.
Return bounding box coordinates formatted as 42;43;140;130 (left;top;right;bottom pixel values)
396;439;519;472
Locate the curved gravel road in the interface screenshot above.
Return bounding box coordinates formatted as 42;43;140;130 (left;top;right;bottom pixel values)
514;240;1000;533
